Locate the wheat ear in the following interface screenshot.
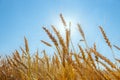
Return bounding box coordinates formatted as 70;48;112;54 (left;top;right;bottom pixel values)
99;26;112;49
60;13;67;27
43;27;58;47
113;45;120;50
41;40;52;47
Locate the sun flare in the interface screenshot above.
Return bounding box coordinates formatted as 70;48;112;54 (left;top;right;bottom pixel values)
53;14;78;38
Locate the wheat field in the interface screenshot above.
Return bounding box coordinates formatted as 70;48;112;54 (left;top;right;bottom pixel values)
0;14;120;80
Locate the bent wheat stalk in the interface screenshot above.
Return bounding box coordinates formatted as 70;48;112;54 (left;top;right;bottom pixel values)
99;26;112;49
41;40;52;47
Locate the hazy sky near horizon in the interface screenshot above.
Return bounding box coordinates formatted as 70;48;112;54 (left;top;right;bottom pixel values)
0;0;120;59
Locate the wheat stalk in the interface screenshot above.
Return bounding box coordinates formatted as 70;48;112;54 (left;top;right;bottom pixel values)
113;45;120;50
91;49;116;68
41;40;52;47
77;24;85;40
24;37;29;53
43;27;58;47
51;25;67;67
60;13;67;27
66;29;70;52
51;25;66;48
78;45;85;60
93;43;99;62
99;26;112;49
98;61;120;79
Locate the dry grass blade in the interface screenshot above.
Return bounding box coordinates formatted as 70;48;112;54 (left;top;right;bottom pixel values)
60;13;67;27
99;26;112;49
113;45;120;50
41;40;52;47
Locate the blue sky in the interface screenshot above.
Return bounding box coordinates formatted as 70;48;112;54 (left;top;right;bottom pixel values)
0;0;120;59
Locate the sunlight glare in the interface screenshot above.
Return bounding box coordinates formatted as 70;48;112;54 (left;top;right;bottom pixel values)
55;15;78;38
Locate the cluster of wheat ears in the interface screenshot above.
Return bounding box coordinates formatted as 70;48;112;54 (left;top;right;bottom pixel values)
0;14;120;80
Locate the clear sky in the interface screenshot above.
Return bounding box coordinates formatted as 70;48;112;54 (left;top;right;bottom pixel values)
0;0;120;60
